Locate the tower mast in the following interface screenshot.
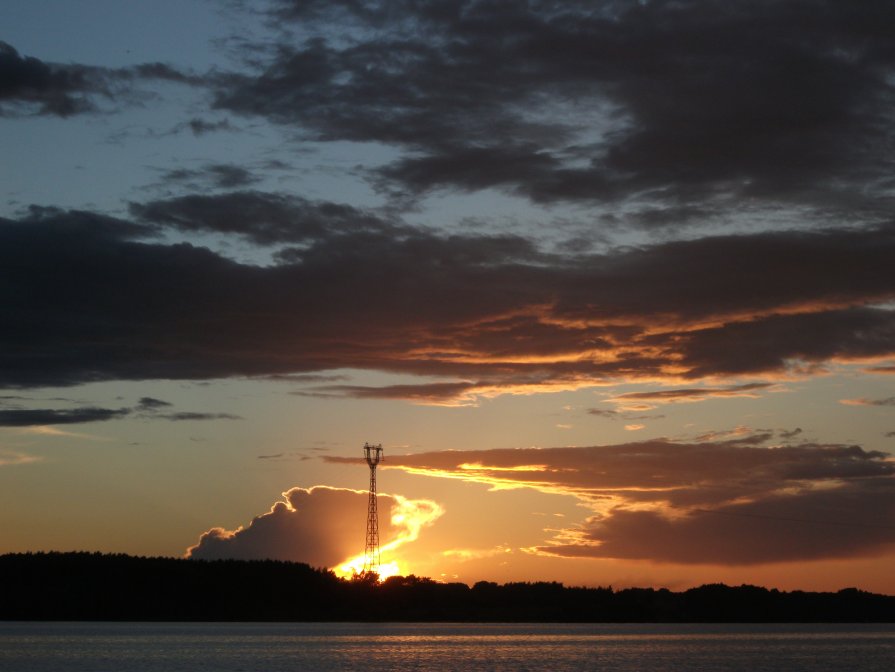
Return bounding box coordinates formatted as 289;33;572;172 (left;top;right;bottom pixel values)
362;442;383;577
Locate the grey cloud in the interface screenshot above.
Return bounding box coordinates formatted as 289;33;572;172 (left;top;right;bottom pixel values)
587;408;619;418
0;41;194;117
2;206;895;390
0;406;130;426
210;1;895;223
186;118;235;135
187;486;379;565
136;397;172;410
153;412;241;421
0;40;106;116
130;190;404;246
157;164;260;190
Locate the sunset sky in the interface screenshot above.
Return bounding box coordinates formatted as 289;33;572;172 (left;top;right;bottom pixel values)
2;0;895;593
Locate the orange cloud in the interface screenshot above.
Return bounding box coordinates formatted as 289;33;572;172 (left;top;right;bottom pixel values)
0;449;41;467
363;440;895;565
840;397;895;407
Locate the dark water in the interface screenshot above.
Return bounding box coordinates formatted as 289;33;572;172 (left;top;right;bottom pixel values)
1;622;894;672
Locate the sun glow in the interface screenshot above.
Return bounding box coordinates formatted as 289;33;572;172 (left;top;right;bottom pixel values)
332;493;444;582
334;556;402;582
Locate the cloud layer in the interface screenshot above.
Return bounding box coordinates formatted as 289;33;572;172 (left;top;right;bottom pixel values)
2;205;894;397
210;0;895;223
350;439;895;564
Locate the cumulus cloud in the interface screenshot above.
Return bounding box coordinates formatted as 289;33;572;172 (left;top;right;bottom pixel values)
354;440;895;564
186;486;442;568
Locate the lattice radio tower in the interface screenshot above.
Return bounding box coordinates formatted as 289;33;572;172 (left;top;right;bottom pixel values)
362;442;384;577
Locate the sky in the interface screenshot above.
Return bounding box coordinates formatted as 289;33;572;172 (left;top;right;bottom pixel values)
2;0;895;593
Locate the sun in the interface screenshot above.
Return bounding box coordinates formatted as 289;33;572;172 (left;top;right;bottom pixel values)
334;554;403;582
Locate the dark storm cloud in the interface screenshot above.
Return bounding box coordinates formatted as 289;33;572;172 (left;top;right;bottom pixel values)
0;394;238;426
0;41;194;117
0;407;130;426
2;206;895;391
368;440;895;564
210;1;895;219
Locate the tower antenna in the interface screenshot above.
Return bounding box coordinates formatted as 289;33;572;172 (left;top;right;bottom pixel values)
362;442;384;577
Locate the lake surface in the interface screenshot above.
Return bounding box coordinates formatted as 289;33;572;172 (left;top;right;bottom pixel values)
2;622;894;671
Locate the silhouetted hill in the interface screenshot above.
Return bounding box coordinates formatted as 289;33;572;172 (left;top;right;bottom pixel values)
2;552;893;622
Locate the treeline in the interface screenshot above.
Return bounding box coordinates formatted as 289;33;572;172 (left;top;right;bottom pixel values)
2;552;894;622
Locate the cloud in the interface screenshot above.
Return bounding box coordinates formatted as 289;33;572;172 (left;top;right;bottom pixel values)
156;164;260;190
0;449;41;467
0;40;107;116
295;381;481;406
365;439;895;564
152;412;241;421
210;1;895;224
2;206;895;393
0;393;239;426
0;41;194;117
0;407;130;426
130;190;405;245
840;397;895;407
186;485;442;569
610;383;774;406
536;478;895;565
587;408;619;418
136;397;172;410
184;117;235;135
866;365;895;375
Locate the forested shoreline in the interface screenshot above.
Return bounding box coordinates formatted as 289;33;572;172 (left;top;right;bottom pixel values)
2;552;893;622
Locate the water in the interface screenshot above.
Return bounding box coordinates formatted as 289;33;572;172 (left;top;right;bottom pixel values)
1;622;894;672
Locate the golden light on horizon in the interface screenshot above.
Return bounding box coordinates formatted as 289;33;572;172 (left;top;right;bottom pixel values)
332;493;444;581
